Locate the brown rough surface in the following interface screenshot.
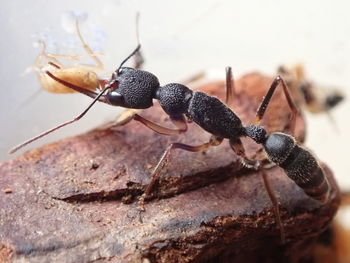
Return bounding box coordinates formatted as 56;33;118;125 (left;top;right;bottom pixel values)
0;73;340;263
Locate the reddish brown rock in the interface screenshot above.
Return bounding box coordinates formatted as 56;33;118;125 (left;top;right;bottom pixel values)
0;73;339;262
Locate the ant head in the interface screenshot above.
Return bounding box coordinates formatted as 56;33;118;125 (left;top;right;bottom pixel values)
263;132;296;165
106;67;160;109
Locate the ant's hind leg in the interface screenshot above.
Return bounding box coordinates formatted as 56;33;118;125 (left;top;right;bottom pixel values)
254;76;301;133
229;138;260;169
142;135;223;203
260;169;286;244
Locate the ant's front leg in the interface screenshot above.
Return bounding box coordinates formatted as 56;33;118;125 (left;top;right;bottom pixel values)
133;114;189;135
139;135;223;210
103;113;188;135
109;113;187;135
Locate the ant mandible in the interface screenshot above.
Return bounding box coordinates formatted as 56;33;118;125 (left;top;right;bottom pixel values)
10;43;330;243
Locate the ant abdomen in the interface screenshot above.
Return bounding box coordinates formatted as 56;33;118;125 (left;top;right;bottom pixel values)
280;145;330;203
264;132;330;203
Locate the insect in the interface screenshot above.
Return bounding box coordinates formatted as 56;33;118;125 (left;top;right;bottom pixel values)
33;19;105;94
277;64;344;114
30;17;144;126
32;15;144;96
10;42;331;243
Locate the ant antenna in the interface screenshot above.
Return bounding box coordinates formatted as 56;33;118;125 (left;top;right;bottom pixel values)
75;19;104;69
48;61;61;69
117;13;142;72
135;12;141;44
9;85;110;154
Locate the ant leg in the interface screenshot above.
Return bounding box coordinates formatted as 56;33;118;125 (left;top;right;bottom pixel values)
36;40;94;66
225;67;236;108
102;113;189;133
133;114;188;135
169;115;188;131
260;169;286;244
229;138;260;169
36;23;104;72
48;62;61;69
254;76;300;133
34;41;64;70
142;135;223;201
75;20;104;71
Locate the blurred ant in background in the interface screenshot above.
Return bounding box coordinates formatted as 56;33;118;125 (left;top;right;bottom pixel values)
277;64;344;118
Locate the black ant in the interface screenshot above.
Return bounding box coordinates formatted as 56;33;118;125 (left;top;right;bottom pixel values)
10;43;331;244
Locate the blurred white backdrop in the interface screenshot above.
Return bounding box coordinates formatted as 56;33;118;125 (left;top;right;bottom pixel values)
0;0;349;190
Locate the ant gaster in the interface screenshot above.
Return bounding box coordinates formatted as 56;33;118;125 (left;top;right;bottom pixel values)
10;44;330;244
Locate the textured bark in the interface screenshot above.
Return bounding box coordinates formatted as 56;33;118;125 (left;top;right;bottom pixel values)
0;73;339;263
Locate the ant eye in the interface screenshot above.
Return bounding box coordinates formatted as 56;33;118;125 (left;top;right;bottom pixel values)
107;91;124;106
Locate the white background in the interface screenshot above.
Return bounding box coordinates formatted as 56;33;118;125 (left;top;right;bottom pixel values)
1;0;349;190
